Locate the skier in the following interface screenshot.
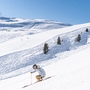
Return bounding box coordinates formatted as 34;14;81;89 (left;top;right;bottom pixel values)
31;64;46;82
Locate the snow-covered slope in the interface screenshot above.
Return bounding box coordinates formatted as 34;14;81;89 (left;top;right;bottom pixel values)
0;17;90;90
0;22;90;79
0;17;71;43
0;31;90;90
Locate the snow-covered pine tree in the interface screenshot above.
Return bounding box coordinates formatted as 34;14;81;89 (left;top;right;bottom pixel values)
86;28;88;32
77;34;81;42
43;43;49;54
57;36;61;45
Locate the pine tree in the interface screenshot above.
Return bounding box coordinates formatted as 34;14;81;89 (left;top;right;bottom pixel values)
57;36;61;45
86;28;88;32
43;43;49;54
77;34;81;42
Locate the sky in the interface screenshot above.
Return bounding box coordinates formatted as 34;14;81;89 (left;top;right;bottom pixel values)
0;0;90;25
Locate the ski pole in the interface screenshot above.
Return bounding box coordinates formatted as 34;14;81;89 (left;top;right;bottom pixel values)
30;72;32;84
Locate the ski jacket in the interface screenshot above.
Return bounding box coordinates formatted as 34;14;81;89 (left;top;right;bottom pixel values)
32;66;46;77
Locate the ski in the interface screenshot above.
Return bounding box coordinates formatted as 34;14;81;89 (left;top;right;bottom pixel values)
22;76;54;88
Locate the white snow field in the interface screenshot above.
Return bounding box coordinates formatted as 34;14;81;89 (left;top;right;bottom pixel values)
0;17;90;90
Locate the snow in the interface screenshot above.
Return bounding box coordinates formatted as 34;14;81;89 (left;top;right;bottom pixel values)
0;17;90;90
0;22;90;57
0;45;90;90
0;17;71;43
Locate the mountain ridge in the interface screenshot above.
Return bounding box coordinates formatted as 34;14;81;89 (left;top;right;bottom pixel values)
0;17;71;30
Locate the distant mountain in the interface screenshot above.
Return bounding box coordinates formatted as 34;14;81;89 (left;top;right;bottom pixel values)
0;17;72;44
0;17;71;30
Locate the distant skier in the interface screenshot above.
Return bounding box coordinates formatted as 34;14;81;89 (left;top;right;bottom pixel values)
31;64;46;82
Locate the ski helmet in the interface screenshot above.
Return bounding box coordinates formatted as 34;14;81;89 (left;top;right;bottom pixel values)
33;64;37;69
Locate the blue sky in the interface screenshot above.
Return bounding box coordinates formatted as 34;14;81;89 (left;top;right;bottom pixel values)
0;0;90;24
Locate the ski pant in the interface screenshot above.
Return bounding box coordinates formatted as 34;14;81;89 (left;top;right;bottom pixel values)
36;75;44;82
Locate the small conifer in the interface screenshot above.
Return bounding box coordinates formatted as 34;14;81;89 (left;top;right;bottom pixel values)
57;36;61;45
77;34;81;42
43;43;49;54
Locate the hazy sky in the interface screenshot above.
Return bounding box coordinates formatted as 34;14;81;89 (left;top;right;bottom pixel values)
0;0;90;24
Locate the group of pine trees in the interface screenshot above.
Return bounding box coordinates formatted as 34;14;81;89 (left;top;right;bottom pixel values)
43;28;89;54
43;36;61;54
76;28;89;42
